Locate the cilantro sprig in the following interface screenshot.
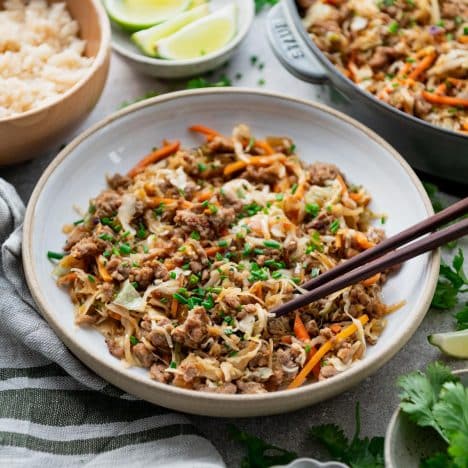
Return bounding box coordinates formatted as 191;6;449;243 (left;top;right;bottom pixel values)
432;249;468;330
398;362;468;467
310;403;385;468
228;425;297;468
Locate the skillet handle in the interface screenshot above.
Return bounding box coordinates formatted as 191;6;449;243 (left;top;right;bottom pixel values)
266;1;329;85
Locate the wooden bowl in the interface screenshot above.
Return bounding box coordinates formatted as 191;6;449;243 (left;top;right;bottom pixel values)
0;0;111;166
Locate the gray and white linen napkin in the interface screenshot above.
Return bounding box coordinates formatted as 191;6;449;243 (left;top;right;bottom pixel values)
0;178;225;467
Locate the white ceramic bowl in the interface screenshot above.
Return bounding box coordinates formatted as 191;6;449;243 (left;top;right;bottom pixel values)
110;0;254;78
23;88;439;417
385;369;468;468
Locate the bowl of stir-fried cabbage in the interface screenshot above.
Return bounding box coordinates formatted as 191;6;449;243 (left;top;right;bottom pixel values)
267;0;468;183
23;88;439;416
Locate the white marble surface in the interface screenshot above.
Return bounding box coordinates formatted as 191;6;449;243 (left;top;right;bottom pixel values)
1;8;466;468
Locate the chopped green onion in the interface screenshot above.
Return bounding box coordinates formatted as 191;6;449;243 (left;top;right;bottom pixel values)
142;244;149;253
87;275;95;283
253;248;264;255
169;361;177;369
169;271;177;280
305;203;320;217
215;252;223;261
182;263;190;270
189;274;199;285
304;344;311;353
154;203;165;217
47;251;64;260
388;20;399;34
291;183;298;194
99;233;114;242
173;293;188;304
131;281;139;289
119;243;132;255
263;239;281;249
330;219;340;234
73;219;84;225
190;231;201;240
275;193;284;201
292;277;301;284
137;223;147;239
122;230;130;238
272;271;282;279
130;335;139;346
218;240;228;247
103;250;111;258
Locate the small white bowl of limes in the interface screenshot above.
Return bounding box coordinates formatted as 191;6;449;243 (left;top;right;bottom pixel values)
104;0;254;78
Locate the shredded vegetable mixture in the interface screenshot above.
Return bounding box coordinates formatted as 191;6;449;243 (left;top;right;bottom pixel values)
298;0;468;133
51;124;397;394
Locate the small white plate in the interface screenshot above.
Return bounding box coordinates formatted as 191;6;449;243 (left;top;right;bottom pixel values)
110;0;254;78
23;88;439;417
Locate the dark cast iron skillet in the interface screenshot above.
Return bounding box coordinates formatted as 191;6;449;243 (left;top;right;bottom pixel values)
267;0;468;184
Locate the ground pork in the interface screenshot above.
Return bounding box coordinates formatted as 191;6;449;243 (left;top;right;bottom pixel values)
307;162;342;186
171;307;210;348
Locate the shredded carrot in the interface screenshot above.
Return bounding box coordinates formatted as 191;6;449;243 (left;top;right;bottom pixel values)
189;125;221;137
281;336;292;344
447;78;466;86
57;272;77;285
335;234;342;249
147;197;192;209
97;257;112;282
197;191;213;202
458;35;468;44
108;311;121;321
253;140;275;155
223;154;287;176
349;192;361;202
294;313;310;341
435;83;447;95
361;272;381;287
128;141;180;178
421;91;468;108
408;53;436;80
354;232;375;250
205;246;222;257
397;62;412;78
385;300;407;314
330;324;342;334
170;299;178;317
288;315;369;389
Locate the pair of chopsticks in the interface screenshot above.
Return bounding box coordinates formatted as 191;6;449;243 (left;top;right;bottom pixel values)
271;197;468;317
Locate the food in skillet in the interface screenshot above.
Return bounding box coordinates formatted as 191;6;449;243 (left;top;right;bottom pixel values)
50;124;400;393
298;0;468;133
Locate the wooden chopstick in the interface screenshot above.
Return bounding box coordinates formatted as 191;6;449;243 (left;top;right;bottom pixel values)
301;197;468;291
271;214;468;318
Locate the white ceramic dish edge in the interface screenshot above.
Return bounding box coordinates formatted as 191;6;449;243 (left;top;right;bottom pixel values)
22;88;439;417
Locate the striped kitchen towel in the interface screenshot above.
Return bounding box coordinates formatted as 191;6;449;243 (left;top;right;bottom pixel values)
0;178;225;467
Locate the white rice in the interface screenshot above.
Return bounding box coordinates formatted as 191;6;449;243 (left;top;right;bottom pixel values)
0;0;93;118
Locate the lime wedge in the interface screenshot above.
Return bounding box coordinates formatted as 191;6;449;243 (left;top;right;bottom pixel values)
104;0;191;32
131;4;209;56
156;3;237;60
428;330;468;359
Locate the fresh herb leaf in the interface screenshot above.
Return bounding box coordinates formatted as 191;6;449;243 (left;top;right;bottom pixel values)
423;182;444;213
119;90;159;109
186;75;231;89
310;403;385;467
228;425;297;468
398;362;459;441
432;249;467;310
447;431;468;467
433;381;468;441
455;304;468;331
421;452;457;468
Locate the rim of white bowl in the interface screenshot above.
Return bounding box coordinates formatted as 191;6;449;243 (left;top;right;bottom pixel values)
384;368;468;468
23;87;440;405
110;0;254;67
0;0;111;123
